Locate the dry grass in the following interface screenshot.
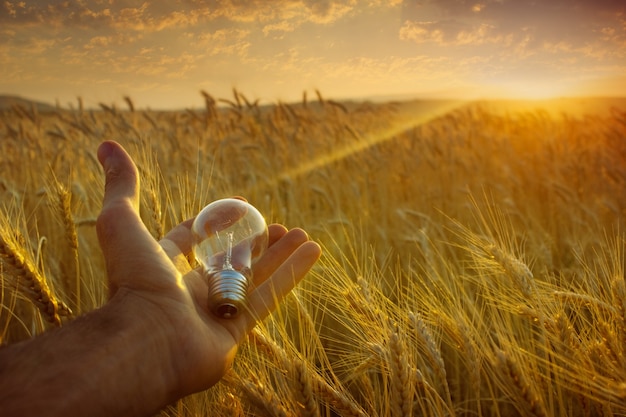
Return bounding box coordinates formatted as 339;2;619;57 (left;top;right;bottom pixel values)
0;92;625;416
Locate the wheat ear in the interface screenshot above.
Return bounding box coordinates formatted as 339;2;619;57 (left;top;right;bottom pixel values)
146;189;164;240
408;312;451;403
231;373;293;417
313;376;368;417
292;358;320;417
496;349;548;417
485;243;536;299
388;325;413;417
611;277;626;354
0;233;71;325
251;329;367;417
51;179;80;313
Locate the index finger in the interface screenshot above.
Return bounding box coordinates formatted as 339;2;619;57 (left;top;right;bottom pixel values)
241;240;321;338
160;218;195;273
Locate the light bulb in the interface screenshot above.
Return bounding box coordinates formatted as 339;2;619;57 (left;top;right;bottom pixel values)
191;198;268;319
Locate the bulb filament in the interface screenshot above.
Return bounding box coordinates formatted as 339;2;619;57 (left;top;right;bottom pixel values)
223;231;234;270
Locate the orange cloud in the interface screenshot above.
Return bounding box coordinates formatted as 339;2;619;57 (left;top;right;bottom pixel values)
263;21;297;37
188;28;251;56
399;21;445;43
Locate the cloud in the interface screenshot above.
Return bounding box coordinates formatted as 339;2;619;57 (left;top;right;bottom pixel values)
262;21;297;37
399;19;515;46
187;28;251;56
414;0;625;18
400;0;625;66
0;1;121;29
302;0;356;23
399;21;445;43
401;0;625;45
0;1;195;30
0;0;372;33
1;0;622;106
394;0;626;98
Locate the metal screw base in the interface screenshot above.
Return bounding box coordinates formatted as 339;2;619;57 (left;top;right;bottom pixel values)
207;269;248;319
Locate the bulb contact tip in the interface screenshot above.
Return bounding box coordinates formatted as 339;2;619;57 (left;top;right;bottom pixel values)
217;304;238;319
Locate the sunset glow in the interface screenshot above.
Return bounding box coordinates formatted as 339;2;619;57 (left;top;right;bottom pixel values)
1;1;624;108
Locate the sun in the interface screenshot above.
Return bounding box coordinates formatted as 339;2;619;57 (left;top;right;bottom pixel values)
497;79;578;100
469;78;585;101
507;83;571;100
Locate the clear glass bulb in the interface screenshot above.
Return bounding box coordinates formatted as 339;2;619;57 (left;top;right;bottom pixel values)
191;198;268;319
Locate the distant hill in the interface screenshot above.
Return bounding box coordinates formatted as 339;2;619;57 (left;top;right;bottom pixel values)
0;95;56;112
469;96;626;117
1;93;623;116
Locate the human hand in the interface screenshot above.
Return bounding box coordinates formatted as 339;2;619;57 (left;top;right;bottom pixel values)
96;140;321;401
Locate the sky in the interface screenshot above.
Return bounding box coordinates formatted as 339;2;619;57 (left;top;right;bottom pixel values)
1;0;625;109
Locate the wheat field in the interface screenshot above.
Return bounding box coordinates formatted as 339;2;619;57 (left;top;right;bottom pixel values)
0;91;625;416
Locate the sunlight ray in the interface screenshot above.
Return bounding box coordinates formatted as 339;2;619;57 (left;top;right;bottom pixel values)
258;100;466;190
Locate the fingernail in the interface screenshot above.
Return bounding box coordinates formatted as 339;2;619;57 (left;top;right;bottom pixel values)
97;141;115;169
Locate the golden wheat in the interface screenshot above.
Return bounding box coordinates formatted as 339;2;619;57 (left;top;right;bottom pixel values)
1;94;625;416
495;348;548;417
387;325;413;417
0;226;70;327
231;373;293;417
48;177;81;313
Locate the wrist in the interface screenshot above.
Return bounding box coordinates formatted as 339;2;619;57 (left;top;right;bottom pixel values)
0;289;180;417
101;288;181;412
51;290;179;416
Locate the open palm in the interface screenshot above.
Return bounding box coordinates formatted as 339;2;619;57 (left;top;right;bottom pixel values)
96;140;321;397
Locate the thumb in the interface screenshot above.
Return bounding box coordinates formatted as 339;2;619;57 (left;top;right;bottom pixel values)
96;141;153;294
97;140;140;212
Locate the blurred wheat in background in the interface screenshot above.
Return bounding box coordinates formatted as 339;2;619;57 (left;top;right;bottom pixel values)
0;90;625;416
